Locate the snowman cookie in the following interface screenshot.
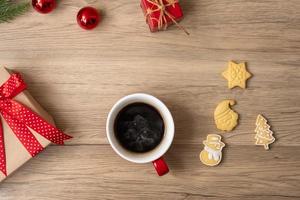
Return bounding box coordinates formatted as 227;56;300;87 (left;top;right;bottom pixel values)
200;134;225;166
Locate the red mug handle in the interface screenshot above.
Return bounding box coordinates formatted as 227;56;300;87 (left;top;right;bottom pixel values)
152;157;169;176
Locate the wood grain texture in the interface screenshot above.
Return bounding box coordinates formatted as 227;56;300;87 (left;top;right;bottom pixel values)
0;0;300;199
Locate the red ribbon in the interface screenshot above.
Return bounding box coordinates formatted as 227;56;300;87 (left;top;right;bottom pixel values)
0;73;72;176
144;0;189;35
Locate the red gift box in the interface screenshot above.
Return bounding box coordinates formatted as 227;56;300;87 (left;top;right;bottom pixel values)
140;0;184;32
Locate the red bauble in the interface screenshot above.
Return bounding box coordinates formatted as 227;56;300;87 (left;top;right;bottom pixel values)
77;7;100;30
32;0;56;14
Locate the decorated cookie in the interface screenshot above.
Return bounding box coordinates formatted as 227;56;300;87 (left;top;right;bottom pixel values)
200;134;225;166
255;114;275;150
222;61;252;89
214;100;239;131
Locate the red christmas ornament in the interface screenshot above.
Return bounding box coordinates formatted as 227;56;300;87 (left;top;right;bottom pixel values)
32;0;56;14
77;7;100;30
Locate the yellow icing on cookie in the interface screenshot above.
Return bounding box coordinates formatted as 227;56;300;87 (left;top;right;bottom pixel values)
222;61;252;89
254;114;275;150
214;100;239;131
200;134;225;166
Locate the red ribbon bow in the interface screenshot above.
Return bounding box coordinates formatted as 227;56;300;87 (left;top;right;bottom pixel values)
145;0;189;35
0;73;72;176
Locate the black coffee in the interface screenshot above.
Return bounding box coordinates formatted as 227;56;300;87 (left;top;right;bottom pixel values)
114;103;164;153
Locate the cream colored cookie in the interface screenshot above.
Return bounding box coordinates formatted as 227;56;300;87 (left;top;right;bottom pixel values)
200;134;225;166
214;100;239;131
254;114;275;150
222;61;252;89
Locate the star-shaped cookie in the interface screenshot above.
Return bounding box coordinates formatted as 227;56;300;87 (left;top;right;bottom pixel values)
222;61;252;89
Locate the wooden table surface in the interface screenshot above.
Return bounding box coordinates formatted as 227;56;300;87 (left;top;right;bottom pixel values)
0;0;300;199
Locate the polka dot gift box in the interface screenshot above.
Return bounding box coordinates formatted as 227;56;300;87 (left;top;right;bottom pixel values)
0;67;72;182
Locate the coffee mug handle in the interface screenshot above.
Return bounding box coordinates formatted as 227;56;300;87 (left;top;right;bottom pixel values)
152;157;169;176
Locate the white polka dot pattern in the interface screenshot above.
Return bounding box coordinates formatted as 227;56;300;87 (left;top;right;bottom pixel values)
0;119;6;176
1;111;44;156
0;73;72;176
0;99;72;144
0;73;26;99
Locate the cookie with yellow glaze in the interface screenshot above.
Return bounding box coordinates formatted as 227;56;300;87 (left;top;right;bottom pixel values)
222;61;252;89
200;134;225;166
214;100;239;131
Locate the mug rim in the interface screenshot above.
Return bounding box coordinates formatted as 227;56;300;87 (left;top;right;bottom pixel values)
106;93;175;163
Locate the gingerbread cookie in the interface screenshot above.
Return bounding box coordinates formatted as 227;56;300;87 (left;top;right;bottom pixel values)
222;61;252;89
200;134;225;166
255;114;275;150
214;100;239;131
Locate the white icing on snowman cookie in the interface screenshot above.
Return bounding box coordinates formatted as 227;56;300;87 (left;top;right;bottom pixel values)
200;134;225;166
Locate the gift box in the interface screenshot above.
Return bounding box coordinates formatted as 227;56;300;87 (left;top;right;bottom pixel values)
140;0;184;32
0;67;71;182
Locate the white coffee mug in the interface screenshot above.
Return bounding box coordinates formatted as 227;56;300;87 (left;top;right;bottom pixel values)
106;93;175;176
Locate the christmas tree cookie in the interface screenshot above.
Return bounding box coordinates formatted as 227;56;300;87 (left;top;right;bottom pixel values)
254;114;275;150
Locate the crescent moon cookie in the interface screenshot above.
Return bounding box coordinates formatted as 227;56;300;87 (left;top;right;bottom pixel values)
222;61;252;89
200;134;225;166
214;100;239;131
